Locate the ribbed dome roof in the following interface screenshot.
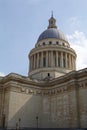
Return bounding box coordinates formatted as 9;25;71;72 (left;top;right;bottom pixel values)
37;28;68;42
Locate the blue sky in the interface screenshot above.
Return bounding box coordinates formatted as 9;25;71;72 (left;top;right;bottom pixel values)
0;0;87;76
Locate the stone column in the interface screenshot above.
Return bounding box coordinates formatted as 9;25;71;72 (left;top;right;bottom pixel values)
51;51;53;67
35;55;37;69
37;53;39;68
29;57;31;72
35;54;37;69
69;54;70;69
72;56;73;70
31;56;33;71
73;57;76;70
61;52;63;68
67;54;69;68
46;51;48;67
56;51;58;67
69;54;71;69
65;53;67;68
71;55;73;70
48;51;51;67
34;54;35;69
70;55;72;69
32;55;34;70
41;51;43;68
39;53;41;68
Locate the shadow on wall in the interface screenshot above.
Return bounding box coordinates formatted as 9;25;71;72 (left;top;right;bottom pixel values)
7;94;42;129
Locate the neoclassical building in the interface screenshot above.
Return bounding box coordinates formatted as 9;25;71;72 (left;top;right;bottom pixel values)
0;15;87;129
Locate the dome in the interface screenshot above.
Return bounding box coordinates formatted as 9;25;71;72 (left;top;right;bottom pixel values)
37;28;68;42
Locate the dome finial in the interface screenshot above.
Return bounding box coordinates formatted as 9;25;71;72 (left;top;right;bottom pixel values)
51;10;53;17
48;12;57;29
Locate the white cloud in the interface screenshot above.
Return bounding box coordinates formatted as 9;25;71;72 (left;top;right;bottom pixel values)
0;72;5;77
67;31;87;70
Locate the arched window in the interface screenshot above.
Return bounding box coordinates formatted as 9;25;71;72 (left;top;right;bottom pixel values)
51;20;53;24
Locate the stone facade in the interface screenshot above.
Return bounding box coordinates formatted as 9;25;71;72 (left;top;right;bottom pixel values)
0;15;87;128
0;69;87;128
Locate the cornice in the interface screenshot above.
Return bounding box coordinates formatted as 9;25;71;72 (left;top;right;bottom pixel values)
29;45;76;57
29;67;69;75
0;68;87;91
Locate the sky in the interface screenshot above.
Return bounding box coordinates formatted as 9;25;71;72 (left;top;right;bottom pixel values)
0;0;87;76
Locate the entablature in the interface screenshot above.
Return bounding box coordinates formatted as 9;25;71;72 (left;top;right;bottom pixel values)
0;68;87;95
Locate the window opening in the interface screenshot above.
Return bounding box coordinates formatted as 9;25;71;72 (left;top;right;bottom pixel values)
62;43;65;46
43;42;45;45
49;41;52;44
56;41;59;45
48;73;50;77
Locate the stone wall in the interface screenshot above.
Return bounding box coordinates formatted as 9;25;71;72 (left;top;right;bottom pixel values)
79;83;87;128
41;88;79;128
7;90;42;129
0;88;3;127
0;70;87;128
4;91;10;128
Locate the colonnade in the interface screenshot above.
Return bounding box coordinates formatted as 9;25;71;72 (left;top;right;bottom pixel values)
29;51;76;72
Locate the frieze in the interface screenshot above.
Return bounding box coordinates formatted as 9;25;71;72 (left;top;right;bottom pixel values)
85;82;87;87
12;86;72;95
79;82;87;88
21;87;34;94
3;81;85;96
